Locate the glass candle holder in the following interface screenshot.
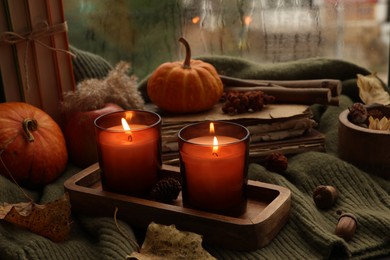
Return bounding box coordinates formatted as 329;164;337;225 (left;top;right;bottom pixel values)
178;121;250;216
94;110;162;197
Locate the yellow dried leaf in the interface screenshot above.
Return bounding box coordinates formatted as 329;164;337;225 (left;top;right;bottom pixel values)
368;116;390;131
356;73;390;105
0;193;72;242
379;117;390;130
127;222;216;260
368;116;377;130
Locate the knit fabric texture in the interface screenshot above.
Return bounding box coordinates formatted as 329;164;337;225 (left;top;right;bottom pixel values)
70;45;113;83
1;52;389;259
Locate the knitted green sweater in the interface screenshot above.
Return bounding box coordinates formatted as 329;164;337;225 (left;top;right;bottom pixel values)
0;47;389;259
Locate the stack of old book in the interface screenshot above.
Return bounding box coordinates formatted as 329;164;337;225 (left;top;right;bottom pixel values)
160;103;323;165
159;76;342;165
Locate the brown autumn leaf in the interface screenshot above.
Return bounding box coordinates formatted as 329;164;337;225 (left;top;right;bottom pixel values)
356;73;390;105
0;193;72;242
127;222;216;260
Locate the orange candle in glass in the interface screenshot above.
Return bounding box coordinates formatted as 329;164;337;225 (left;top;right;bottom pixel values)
178;121;250;215
94;110;161;197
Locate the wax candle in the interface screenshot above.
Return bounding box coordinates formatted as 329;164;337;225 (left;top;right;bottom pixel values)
178;121;250;215
95;110;161;197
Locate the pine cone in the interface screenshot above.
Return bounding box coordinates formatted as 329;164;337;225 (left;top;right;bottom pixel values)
150;178;182;203
348;103;368;125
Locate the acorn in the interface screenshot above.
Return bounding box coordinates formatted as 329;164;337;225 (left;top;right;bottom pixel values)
264;152;288;174
312;185;338;209
335;212;357;241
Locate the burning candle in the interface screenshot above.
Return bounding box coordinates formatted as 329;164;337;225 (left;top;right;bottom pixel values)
94;110;161;197
178;121;250;215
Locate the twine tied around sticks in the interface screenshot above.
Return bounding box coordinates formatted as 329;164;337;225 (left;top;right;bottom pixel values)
0;21;76;91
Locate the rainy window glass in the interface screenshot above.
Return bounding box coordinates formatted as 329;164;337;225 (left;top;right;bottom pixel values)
64;0;389;83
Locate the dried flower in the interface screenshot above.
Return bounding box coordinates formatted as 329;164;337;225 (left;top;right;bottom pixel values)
368;116;390;131
367;109;384;120
62;61;145;113
222;91;275;115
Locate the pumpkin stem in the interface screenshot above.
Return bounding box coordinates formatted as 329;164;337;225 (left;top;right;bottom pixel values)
22;119;38;142
179;37;191;69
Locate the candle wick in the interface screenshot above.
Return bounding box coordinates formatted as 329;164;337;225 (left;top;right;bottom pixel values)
212;152;218;157
127;135;133;142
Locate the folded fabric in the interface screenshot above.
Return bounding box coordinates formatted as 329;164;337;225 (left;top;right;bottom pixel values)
70;45;113;83
1;51;389;260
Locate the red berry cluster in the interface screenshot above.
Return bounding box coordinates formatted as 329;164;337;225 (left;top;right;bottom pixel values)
368;109;384;120
222;91;275;115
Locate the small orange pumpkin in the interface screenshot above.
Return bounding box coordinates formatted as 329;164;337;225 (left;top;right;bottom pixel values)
0;102;68;188
147;37;223;114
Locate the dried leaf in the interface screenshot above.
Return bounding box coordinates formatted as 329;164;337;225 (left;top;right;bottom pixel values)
368;116;390;131
0;193;72;242
127;222;216;260
356;73;390;105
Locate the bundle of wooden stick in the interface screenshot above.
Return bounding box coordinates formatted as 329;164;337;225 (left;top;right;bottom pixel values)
220;75;341;106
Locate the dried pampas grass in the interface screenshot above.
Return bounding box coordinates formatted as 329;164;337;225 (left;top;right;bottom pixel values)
63;61;145;113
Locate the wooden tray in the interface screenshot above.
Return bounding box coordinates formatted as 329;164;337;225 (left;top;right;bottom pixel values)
64;163;291;251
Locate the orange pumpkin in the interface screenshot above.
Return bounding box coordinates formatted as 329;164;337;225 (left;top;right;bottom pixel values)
147;37;223;114
0;102;68;188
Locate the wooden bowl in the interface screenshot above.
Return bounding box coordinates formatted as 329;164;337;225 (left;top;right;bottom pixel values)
338;105;390;179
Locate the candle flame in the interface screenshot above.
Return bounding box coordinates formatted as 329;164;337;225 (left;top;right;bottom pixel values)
121;118;133;142
210;122;218;156
121;118;131;130
210;122;215;134
213;136;219;154
125;111;134;123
